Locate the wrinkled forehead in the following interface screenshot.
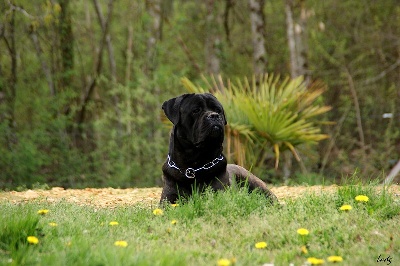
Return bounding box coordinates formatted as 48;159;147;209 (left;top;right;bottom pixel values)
180;94;223;111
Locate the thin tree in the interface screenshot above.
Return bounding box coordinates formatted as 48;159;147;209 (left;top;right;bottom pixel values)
29;27;55;97
145;0;162;77
93;0;122;137
248;0;266;75
59;0;74;92
285;0;309;84
283;0;311;179
205;0;221;75
1;7;17;142
77;0;114;127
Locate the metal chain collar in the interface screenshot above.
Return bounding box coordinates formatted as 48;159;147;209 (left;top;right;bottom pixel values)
167;154;224;179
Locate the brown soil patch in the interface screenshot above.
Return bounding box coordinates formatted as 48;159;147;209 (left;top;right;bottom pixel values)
1;185;399;208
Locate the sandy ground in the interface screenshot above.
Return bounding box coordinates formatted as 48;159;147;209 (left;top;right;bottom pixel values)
1;185;399;208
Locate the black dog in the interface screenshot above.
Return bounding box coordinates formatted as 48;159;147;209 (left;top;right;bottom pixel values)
160;93;278;204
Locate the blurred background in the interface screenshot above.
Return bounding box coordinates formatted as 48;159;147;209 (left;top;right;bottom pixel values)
1;0;399;189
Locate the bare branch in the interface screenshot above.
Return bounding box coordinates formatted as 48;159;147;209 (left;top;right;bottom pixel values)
5;0;35;19
93;0;121;137
177;35;202;73
77;0;115;125
345;68;366;164
93;0;117;82
363;59;400;85
384;160;400;185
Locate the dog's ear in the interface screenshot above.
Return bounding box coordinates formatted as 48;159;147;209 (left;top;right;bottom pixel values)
162;94;193;125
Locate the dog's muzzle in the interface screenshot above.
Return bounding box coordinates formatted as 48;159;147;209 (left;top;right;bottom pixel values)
204;112;223;137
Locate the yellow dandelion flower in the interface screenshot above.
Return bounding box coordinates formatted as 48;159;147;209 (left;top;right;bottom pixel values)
114;240;128;247
171;203;179;207
355;195;369;202
27;236;39;244
339;204;352;211
37;209;49;215
153;208;163;215
217;258;231;266
327;256;343;263
307;257;325;265
254;241;267;249
109;221;119;226
301;245;308;254
297;228;310;236
48;222;58;227
171;219;178;225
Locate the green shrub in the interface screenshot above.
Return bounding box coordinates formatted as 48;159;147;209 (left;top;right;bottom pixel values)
181;74;331;174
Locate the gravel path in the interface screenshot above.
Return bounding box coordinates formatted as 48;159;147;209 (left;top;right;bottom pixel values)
1;185;399;208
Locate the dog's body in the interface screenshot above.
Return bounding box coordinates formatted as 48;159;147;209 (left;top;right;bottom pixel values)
160;93;277;204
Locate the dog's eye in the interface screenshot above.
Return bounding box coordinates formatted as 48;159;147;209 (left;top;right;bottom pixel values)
192;108;201;114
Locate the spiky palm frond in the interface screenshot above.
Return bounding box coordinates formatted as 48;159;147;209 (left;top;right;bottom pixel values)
180;74;331;169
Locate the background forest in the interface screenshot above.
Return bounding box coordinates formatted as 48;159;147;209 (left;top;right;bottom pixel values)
1;0;399;189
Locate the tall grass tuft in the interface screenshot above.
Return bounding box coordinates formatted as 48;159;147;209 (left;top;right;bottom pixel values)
0;204;41;264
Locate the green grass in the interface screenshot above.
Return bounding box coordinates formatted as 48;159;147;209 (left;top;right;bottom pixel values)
1;185;399;266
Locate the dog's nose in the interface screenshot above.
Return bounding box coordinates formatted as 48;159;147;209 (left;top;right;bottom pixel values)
207;112;220;120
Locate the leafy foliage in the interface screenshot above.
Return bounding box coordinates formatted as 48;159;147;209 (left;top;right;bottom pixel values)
182;75;331;169
0;0;399;188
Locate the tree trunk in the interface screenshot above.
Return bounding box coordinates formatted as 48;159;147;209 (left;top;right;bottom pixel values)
145;0;162;77
29;29;55;97
295;0;309;84
59;0;74;92
77;0;114;126
248;0;266;75
125;25;134;85
283;0;310;179
285;0;297;79
223;0;234;45
2;9;17;145
285;0;309;84
93;0;122;137
205;0;221;75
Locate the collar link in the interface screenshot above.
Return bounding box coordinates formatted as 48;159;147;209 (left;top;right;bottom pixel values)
167;154;224;179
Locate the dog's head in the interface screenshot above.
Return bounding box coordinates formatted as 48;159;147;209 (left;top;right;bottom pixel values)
162;93;227;148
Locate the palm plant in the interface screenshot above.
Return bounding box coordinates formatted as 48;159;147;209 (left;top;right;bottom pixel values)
181;74;331;170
